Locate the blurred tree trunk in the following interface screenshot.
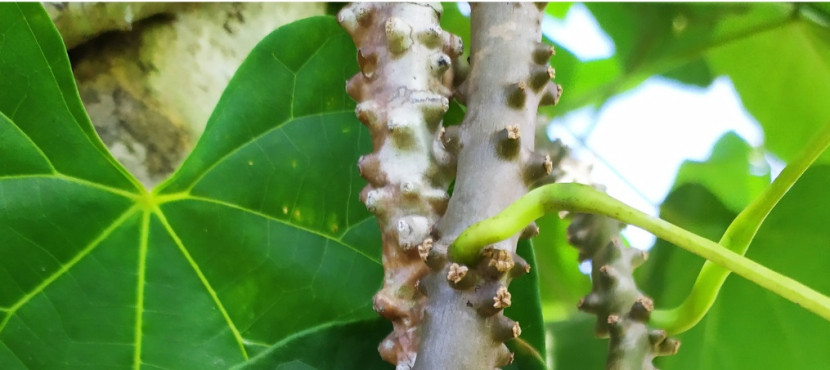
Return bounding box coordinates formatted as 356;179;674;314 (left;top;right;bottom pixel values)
47;2;326;187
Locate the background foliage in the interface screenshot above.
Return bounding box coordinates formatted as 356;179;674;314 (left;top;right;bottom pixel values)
1;2;828;369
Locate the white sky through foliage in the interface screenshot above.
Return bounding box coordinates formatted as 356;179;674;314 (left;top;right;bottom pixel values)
460;3;780;254
542;4;776;252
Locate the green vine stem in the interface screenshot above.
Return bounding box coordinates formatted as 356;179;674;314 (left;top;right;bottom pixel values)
449;181;830;324
651;121;830;334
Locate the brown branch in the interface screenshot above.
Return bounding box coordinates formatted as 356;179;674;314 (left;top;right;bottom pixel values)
338;3;461;368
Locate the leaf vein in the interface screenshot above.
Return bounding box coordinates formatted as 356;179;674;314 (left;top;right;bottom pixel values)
151;208;250;361
0;205;139;334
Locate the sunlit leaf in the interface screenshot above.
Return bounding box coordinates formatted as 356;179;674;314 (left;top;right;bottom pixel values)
671;132;770;213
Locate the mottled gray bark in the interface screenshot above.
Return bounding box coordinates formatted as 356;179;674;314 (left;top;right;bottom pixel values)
415;4;560;369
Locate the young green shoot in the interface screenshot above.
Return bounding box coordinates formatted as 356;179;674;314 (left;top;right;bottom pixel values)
449;181;830;325
651;121;830;334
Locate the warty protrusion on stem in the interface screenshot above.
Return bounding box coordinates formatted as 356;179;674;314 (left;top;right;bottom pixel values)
396;215;431;250
385;17;413;54
530;65;556;92
339;3;460;367
357;49;378;79
493;315;522;342
440;125;461;154
523;152;553;186
506;81;528;109
493;285;512;309
539;82;563;107
496;125;521;158
358;154;386;187
567;210;680;366
520;221;540;239
479;247;516;279
532;42;555;64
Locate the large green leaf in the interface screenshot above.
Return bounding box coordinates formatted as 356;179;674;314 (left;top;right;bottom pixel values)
0;3;140;192
235;319;392;370
584;2;747;84
0;5;386;368
640;171;830;369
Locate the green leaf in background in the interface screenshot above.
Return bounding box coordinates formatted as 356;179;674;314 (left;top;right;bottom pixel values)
533;214;591;321
671;132;770;214
0;5;386;368
585;2;737;82
235;319;392;370
504;240;548;370
546;3;574;20
550;316;607;370
640;169;830;369
707;5;830;164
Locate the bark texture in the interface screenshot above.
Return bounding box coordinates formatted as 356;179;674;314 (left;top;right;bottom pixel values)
568;210;680;369
45;2;188;49
414;4;561;369
338;3;462;368
59;3;324;187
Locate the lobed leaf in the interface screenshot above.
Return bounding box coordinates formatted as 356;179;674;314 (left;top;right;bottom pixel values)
0;5;387;368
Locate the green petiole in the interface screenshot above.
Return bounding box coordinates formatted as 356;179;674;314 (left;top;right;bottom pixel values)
651;121;830;334
449;181;830;325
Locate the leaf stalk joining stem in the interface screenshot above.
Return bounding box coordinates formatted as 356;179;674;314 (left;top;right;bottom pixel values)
450;179;830;325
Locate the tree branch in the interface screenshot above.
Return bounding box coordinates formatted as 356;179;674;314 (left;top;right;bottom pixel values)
338;3;462;368
415;3;561;368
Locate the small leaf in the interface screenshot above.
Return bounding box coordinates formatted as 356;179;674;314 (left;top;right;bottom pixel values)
671;132;770;213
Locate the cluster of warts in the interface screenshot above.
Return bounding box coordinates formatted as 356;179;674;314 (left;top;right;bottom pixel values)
341;2;565;369
568;211;680;369
338;3;462;368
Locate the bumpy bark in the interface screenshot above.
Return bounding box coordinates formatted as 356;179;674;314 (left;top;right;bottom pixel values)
568;210;680;369
414;4;561;369
338;3;462;368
